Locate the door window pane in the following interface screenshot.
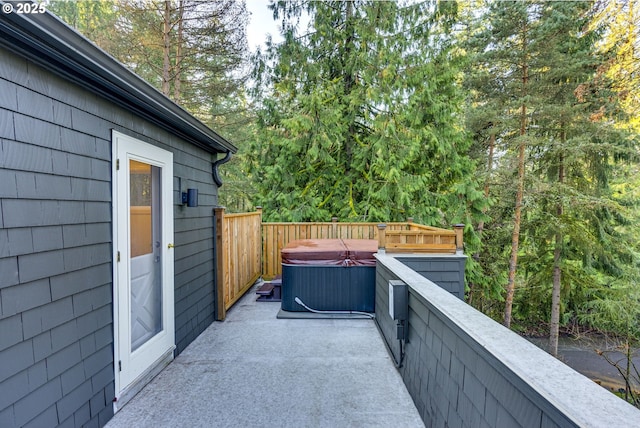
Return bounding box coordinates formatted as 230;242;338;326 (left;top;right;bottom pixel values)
130;160;152;257
129;160;163;351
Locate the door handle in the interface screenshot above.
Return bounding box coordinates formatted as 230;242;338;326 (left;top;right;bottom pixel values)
168;243;175;249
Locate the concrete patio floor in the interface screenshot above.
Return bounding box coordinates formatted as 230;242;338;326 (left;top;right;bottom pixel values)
106;285;425;428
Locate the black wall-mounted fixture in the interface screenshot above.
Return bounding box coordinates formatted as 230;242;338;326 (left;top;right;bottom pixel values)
181;188;198;207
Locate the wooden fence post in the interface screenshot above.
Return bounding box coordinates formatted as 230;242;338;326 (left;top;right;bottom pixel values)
377;224;387;253
331;216;338;238
406;217;414;231
214;207;226;320
256;206;263;279
454;224;465;254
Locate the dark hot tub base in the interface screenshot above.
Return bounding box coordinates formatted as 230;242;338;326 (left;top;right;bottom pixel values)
281;264;375;312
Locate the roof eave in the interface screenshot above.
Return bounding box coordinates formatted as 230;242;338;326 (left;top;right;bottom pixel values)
0;7;237;154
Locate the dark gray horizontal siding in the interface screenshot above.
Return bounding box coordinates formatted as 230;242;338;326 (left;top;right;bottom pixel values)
396;256;466;300
1;44;221;427
172;151;217;355
375;255;640;427
376;260;562;427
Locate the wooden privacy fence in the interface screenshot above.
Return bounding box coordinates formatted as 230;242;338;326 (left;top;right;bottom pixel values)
214;207;262;320
261;217;464;279
213;207;465;318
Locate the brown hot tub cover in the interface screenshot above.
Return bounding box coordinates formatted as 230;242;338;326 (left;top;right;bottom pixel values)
281;239;377;266
342;239;378;266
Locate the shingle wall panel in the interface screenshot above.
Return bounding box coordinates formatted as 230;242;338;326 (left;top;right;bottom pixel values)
0;314;23;351
13;378;62;427
18;250;65;283
0;110;15;139
6;228;33;257
3;200;84;228
0;168;18;198
46;342;81;380
13;114;61;150
32;331;52;362
4;142;53;174
32;226;63;252
70;178;110;201
1;42;224;427
0;370;29;411
73;402;91;427
0;48;28;82
0;79;18;110
22;297;74;339
84;201;110;223
0;257;19;289
0;340;34;383
50;320;80;354
0;230;10;258
22;404;59;428
52;151;93;179
16;87;54;122
25;361;49;399
63;243;110;272
52;100;72;127
26;61;54;96
71;109;110;139
0;406;16;428
56;380;92;423
91;158;110;181
51;263;111;300
1;278;50;316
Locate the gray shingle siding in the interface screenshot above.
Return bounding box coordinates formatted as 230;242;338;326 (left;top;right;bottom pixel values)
375;256;640;427
1;42;220;427
396;256;466;300
376;260;569;427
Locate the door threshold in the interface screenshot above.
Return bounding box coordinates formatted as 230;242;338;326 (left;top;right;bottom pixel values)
114;347;175;413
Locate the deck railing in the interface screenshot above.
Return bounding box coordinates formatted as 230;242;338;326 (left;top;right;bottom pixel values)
378;222;464;254
262;217;463;279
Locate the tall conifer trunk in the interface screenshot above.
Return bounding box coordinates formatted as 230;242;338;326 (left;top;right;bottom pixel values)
470;132;495;308
162;0;171;96
477;132;495;235
174;0;184;103
344;0;355;177
550;131;565;357
504;24;528;328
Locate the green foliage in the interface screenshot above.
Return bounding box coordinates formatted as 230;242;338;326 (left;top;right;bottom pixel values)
579;281;640;343
47;1;119;49
251;0;486;235
49;0;255;210
50;0;640;343
463;0;640;331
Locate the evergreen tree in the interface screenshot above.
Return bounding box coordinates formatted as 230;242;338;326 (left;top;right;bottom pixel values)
467;1;639;352
48;0;119;51
465;1;542;327
49;0;256;209
591;0;640;133
252;0;486;230
50;0;250;127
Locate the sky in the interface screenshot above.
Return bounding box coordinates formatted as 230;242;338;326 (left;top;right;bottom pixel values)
245;0;282;53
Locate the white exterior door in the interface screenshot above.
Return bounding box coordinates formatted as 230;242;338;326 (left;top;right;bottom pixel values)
112;131;174;409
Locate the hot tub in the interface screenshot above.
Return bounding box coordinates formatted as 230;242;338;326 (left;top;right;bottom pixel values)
280;239;377;312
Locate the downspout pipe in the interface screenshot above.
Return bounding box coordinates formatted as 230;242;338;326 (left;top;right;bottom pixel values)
212;150;231;320
212;150;232;187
